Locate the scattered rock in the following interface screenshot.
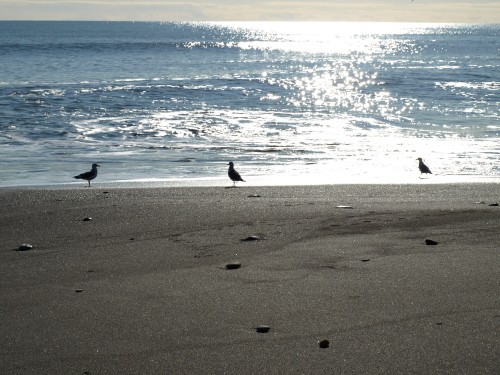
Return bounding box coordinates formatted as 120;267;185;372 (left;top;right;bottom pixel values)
18;243;33;251
225;262;241;270
475;201;486;204
256;325;270;333
83;217;92;221
75;289;84;293
247;194;261;198
241;235;261;242
425;239;439;246
336;205;353;209
361;258;370;262
488;203;499;207
436;322;443;325
318;339;330;348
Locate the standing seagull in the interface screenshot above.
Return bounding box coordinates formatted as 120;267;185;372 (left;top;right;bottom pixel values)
227;162;245;187
74;163;100;187
416;158;432;177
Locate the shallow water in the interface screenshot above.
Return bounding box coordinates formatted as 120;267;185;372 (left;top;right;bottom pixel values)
0;21;498;187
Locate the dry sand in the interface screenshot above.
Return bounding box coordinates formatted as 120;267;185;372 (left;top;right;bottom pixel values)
1;184;499;374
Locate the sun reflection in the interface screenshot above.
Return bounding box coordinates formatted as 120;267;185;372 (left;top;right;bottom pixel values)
281;62;385;114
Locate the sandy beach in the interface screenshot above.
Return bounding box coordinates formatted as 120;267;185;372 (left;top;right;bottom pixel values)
1;183;499;374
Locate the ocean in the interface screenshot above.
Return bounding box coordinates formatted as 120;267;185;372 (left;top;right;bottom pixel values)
0;21;498;187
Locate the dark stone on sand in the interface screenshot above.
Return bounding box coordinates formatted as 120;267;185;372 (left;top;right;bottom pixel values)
318;339;330;348
241;235;261;242
225;262;241;270
361;258;370;262
75;289;84;293
18;243;33;251
247;194;261;198
256;325;270;333
83;217;92;221
425;239;439;245
488;203;499;206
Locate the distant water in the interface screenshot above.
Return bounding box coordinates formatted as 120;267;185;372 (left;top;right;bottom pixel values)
0;21;498;187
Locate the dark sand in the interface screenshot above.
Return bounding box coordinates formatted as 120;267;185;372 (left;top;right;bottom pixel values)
1;184;499;374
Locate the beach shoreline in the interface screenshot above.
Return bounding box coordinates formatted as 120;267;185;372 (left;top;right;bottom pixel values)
1;183;499;374
1;173;499;190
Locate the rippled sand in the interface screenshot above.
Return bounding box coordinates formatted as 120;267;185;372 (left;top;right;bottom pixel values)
1;184;499;374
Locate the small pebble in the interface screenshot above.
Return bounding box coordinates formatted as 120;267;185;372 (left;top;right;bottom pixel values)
75;289;84;293
225;262;241;270
18;243;33;251
241;235;261;242
256;325;270;333
425;239;439;245
83;217;92;221
247;194;261;198
318;339;330;348
488;203;499;206
361;258;370;262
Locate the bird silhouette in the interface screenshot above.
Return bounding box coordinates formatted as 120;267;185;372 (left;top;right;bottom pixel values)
416;158;432;177
74;163;100;187
227;162;245;187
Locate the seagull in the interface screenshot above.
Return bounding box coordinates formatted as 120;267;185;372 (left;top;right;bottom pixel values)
74;163;100;187
227;161;245;187
416;158;432;177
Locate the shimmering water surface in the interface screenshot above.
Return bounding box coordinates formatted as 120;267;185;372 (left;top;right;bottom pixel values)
0;21;498;187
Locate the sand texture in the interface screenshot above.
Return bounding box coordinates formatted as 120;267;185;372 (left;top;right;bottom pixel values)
1;184;499;374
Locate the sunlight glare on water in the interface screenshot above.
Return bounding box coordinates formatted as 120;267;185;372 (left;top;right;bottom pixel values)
0;21;498;186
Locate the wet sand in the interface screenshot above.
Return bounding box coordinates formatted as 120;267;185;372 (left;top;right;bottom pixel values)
1;184;499;374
